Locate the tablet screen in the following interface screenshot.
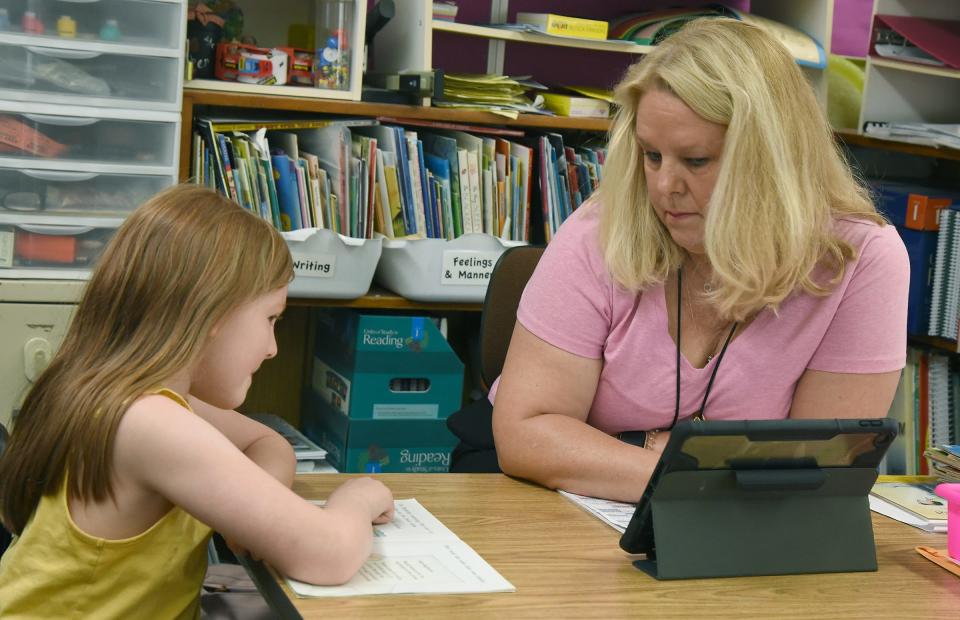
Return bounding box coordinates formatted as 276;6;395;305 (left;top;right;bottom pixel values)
677;433;881;469
618;418;898;555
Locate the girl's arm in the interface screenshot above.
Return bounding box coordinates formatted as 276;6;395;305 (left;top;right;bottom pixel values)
188;396;295;488
114;395;393;585
493;323;661;503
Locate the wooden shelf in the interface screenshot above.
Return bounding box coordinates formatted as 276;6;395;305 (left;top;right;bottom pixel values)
182;88;610;131
909;334;958;354
869;57;960;80
185;79;358;101
287;286;482;312
432;21;652;55
835;130;960;161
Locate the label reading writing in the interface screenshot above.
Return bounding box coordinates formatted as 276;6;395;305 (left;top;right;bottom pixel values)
291;252;335;278
440;251;499;286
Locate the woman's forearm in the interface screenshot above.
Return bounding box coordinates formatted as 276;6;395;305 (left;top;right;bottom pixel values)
496;413;660;503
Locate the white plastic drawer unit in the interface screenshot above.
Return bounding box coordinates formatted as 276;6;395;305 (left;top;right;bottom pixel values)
0;214;121;278
0;168;173;218
3;0;185;53
0;40;181;110
0;102;179;172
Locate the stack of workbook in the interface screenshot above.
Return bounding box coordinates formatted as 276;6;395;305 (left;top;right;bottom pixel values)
869;481;948;533
541;86;612;118
925;445;960;482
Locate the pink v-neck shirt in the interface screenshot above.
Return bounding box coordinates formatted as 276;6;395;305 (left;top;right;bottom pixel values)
493;202;909;434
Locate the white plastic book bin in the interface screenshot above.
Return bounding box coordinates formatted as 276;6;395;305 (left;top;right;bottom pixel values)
375;233;526;303
281;228;382;299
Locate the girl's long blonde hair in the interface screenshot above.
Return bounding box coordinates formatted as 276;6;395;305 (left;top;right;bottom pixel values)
599;18;882;321
0;184;293;534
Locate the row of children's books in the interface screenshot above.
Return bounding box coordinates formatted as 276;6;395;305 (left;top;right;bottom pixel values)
191;117;605;243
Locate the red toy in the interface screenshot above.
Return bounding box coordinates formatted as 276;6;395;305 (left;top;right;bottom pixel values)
22;10;44;34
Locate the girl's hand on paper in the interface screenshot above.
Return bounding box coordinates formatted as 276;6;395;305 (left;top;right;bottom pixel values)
329;477;395;525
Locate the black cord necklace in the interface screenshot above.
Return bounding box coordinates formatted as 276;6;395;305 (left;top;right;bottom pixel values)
668;267;738;429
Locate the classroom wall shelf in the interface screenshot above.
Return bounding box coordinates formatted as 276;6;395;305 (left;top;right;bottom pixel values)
835;130;960;161
431;20;652;56
858;0;960;130
183;0;367;102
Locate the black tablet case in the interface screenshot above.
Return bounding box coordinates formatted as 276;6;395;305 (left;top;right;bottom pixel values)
626;419;894;580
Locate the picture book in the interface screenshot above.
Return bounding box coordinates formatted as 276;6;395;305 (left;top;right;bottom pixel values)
541;92;611;118
871;482;949;521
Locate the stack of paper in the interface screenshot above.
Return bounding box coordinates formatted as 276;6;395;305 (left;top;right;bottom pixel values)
925;445;960;482
864;123;960;150
558;491;634;532
290;499;515;596
869;482;948;533
435;73;548;118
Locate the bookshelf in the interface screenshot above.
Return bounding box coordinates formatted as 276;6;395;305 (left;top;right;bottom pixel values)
178;88;609;180
371;0;832;106
858;0;960;131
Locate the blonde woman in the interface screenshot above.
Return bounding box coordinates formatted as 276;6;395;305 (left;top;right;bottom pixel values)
492;19;909;503
0;185;394;617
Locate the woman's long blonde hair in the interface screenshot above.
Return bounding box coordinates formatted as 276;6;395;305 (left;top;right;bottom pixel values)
599;18;881;321
0;184;293;534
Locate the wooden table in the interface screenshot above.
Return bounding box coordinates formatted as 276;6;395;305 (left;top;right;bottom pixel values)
246;474;960;619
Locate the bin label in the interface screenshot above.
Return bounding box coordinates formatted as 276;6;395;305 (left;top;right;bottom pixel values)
373;403;440;420
291;252;336;278
440;250;499;285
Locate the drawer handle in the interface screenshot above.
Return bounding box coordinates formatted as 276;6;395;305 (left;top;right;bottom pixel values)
22;113;100;127
21;170;100;182
26;47;102;61
17;224;94;236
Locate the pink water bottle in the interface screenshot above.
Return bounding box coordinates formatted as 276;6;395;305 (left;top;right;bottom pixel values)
936;483;960;561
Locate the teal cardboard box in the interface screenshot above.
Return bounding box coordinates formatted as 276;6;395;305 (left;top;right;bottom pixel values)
301;310;464;473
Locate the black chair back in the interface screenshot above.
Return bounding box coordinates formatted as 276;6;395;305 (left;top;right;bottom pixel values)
478;245;545;390
447;245;545;473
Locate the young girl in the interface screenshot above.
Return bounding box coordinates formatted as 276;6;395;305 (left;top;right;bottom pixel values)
0;184;394;618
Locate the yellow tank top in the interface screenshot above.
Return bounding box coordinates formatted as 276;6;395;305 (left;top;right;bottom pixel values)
0;389;213;619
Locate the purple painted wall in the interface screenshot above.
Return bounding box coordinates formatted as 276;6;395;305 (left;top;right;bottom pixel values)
831;0;873;58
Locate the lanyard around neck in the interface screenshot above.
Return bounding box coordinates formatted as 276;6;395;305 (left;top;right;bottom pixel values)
668;267;738;430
